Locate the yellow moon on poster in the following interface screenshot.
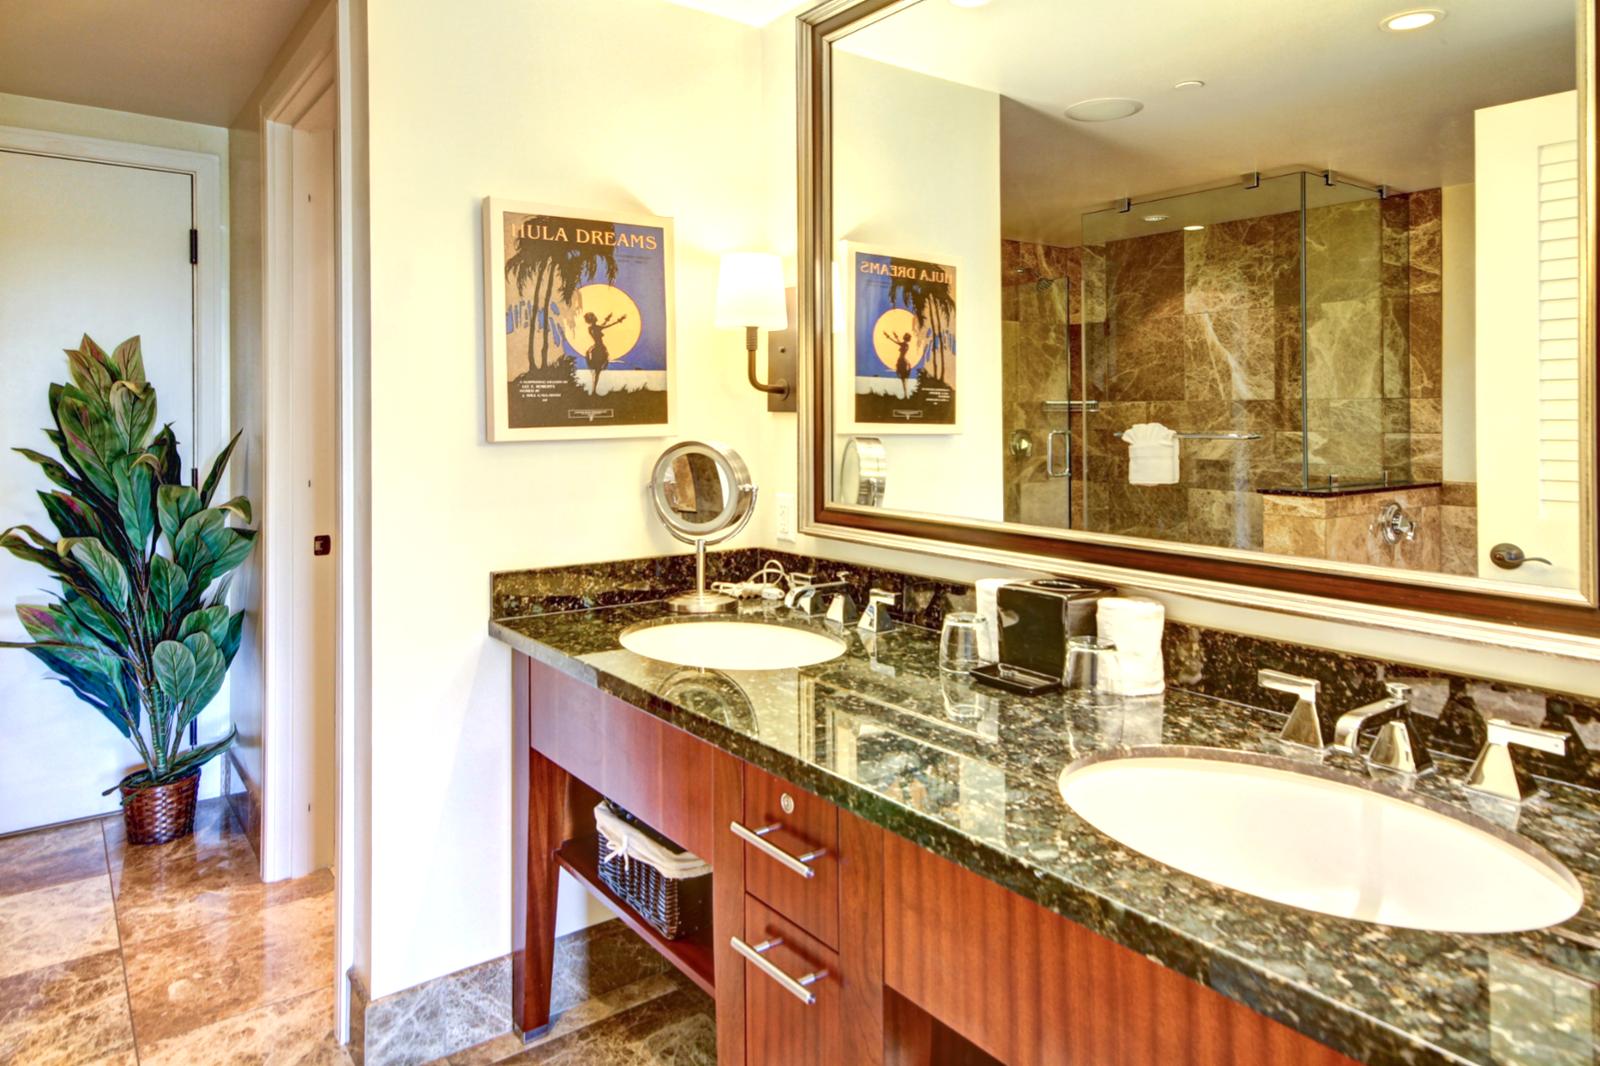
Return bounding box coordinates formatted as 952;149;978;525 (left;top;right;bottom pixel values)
870;308;924;372
567;285;642;362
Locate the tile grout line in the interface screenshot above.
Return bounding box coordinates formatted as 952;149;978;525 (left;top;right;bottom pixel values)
101;815;145;1065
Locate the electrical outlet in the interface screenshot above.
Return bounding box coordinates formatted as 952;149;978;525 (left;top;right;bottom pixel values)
775;491;796;543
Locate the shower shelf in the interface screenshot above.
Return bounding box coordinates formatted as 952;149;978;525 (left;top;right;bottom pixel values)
1042;399;1100;413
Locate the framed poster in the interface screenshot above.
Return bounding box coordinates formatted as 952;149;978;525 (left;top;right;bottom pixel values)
483;199;676;441
839;242;961;434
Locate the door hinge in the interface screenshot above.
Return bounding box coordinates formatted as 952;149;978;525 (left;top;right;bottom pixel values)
189;229;199;265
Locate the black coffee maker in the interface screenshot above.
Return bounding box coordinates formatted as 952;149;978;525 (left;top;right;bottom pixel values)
995;578;1107;681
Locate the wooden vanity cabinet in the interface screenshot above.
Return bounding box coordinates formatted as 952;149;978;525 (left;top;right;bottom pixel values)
514;653;1354;1066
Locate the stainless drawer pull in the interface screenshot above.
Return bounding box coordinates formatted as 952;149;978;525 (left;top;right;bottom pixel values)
730;821;825;878
731;936;828;1005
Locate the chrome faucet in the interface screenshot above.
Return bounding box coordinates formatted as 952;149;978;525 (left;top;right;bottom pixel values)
858;588;897;634
1330;683;1434;776
1257;669;1325;750
786;574;851;617
1466;718;1567;803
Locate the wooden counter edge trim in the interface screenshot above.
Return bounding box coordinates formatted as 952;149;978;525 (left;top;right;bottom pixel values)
882;833;1359;1066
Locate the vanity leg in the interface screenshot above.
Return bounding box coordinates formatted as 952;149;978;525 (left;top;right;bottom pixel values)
513;745;569;1036
711;752;747;1064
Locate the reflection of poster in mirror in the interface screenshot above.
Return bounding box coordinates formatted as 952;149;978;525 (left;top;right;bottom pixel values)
846;243;959;433
483;199;675;441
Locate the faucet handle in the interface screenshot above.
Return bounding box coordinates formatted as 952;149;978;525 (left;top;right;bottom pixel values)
859;588;897;633
1258;670;1325;750
1467;718;1567;803
1383;681;1412;703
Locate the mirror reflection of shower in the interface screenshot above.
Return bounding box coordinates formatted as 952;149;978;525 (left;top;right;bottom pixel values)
1003;169;1410;550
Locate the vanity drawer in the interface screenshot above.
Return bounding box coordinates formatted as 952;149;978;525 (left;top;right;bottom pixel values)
741;895;841;1065
738;765;839;948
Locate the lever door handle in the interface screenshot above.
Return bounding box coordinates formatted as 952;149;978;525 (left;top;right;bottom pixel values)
1489;543;1552;570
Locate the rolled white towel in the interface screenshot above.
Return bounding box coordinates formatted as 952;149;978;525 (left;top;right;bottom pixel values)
1123;423;1179;485
1096;596;1166;695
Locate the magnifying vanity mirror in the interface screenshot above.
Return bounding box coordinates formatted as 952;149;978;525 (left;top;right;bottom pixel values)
839;435;888;507
799;0;1600;636
649;440;757;613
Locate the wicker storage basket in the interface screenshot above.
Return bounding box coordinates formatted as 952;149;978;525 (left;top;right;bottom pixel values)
595;801;711;940
120;769;201;845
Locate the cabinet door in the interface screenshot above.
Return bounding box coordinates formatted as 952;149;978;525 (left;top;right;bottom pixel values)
742;896;841;1065
742;764;840;946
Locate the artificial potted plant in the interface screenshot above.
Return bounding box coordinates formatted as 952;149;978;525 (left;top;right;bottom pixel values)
1;336;255;844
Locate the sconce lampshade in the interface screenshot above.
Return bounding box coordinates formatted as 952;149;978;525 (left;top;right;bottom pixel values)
714;252;788;330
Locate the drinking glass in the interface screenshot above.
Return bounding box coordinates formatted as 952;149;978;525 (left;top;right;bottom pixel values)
939;611;991;674
1065;635;1120;693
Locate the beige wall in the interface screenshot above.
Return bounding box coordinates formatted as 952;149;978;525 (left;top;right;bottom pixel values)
362;0;777;999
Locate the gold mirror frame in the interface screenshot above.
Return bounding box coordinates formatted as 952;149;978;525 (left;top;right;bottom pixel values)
796;0;1600;647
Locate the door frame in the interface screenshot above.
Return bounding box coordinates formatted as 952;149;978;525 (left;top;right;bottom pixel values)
256;0;354;1036
0;124;227;479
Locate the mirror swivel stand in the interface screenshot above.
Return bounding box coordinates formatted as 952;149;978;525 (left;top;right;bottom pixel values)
667;486;760;615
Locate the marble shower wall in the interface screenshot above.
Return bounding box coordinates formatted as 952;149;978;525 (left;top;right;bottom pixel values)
1001;240;1081;526
1074;211;1305;549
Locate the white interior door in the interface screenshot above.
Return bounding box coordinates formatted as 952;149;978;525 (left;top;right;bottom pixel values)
0;148;198;832
1474;91;1583;590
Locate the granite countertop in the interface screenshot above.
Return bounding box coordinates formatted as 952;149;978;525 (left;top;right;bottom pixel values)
490;601;1600;1066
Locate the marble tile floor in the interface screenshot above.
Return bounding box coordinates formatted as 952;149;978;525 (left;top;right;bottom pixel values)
0;797;345;1066
1;799;716;1065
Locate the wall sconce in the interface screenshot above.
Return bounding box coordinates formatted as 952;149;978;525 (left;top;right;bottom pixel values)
715;251;795;412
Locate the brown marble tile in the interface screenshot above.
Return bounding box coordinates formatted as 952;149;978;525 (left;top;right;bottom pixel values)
1441;503;1479;576
104;797;238;892
1408;291;1442;399
1263;511;1327;559
1183;309;1275;401
1182;216;1279;315
122;885;335;1045
0;820;108;898
1408;188;1442;295
496;980;715;1066
1440;480;1477;507
1107;312;1186;401
1108;230;1184;324
1305;297;1382;400
137;984;347;1066
1306;199;1381;305
0;949;136;1065
113;827;331;947
0;874;119;980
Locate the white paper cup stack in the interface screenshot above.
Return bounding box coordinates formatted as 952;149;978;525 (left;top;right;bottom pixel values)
1095;596;1166;696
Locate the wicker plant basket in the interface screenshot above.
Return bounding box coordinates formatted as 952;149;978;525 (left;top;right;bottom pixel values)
120;769;201;845
596;801;711;940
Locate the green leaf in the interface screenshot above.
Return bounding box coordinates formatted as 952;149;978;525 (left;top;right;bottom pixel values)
165;726;237;778
149;556;188;616
199;430;241;507
109;382;157;452
218;610;244;662
64;538;130;609
177;633;226;726
152;640;197;702
111;336;146;387
177;605;227;643
2;527;72;578
194;528;256;587
148;426;184;487
214;496;253;524
38;491;104;541
157;486;203;549
113;460;155;551
14;448;80;494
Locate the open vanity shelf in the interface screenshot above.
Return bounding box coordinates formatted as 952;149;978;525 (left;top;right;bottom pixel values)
552;833;716;997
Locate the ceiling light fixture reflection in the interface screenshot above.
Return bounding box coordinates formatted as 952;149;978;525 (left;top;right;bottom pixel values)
1380;8;1444;31
1064;98;1144;122
1174;79;1206;90
1143;214;1169;223
1183;224;1205;231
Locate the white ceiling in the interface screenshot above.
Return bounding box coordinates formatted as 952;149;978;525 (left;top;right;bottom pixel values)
837;0;1577;245
656;0;805;26
0;0;313;128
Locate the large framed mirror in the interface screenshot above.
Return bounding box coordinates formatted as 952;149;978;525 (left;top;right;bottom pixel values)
799;0;1600;637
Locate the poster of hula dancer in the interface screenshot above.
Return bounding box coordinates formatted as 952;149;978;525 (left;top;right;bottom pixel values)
483;199;675;441
844;243;959;433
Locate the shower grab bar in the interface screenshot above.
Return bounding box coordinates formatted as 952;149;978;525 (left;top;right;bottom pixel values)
1042;399;1100;413
1118;430;1262;442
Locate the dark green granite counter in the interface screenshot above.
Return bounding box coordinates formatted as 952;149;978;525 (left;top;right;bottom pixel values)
490;601;1600;1065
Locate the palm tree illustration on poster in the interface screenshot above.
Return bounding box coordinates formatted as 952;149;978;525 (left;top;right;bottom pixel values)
841;243;960;434
482;199;676;441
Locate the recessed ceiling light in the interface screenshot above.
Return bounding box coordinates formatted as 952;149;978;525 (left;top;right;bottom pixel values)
1143;214;1169;223
1173;79;1206;90
1183;224;1205;231
1064;98;1144;122
1381;8;1444;31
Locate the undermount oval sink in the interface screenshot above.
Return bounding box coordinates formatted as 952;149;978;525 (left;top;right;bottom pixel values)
619;620;846;671
1058;751;1583;934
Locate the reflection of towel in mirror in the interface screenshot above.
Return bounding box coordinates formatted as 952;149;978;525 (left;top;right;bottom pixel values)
1123;423;1179;485
667;456;699;513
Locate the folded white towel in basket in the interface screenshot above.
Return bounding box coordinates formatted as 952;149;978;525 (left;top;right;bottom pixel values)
1123;422;1179;485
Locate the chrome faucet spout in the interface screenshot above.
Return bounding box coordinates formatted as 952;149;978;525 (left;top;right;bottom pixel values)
1329;683;1433;775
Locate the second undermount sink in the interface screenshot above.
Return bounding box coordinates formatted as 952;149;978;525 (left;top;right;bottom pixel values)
620;620;846;671
1059;750;1583;934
